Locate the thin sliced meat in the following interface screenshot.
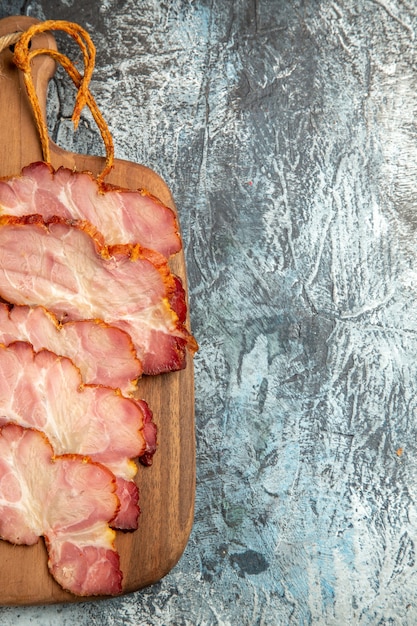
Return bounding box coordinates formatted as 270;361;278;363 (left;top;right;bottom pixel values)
0;303;142;393
0;341;157;529
0;215;198;374
114;477;140;531
0;161;181;258
0;423;122;596
139;399;158;467
0;342;150;475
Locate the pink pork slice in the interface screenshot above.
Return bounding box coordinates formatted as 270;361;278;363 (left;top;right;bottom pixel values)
0;423;122;596
0;341;157;530
0;161;182;258
0;215;197;374
0;303;142;393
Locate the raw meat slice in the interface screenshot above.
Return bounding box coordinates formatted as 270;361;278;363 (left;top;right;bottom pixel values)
0;303;142;393
0;215;198;374
0;423;122;596
0;161;181;258
0;341;157;529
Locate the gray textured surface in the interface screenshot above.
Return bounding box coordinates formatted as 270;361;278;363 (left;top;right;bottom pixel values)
1;0;417;624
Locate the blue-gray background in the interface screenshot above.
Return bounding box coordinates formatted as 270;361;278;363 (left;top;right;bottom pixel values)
1;1;417;624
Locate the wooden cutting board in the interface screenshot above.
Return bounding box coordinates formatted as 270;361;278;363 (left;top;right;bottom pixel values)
0;15;195;605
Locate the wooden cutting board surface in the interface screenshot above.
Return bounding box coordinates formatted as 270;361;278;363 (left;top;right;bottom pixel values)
0;15;195;605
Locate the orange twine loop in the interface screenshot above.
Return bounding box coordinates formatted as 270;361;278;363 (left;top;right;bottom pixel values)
12;20;114;182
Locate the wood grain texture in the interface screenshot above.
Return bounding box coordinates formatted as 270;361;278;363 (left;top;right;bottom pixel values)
2;0;417;624
0;15;195;606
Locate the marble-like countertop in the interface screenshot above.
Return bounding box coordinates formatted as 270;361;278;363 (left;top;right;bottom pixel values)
1;1;417;624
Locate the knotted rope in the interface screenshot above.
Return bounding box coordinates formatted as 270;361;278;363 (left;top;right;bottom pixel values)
0;20;114;182
0;31;22;51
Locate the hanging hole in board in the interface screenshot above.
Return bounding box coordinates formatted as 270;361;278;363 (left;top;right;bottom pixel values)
9;39;32;53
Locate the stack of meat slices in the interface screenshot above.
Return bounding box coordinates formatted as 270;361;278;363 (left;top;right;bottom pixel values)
0;162;197;597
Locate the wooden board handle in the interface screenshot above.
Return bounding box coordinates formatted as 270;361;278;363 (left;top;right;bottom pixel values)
0;16;57;177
